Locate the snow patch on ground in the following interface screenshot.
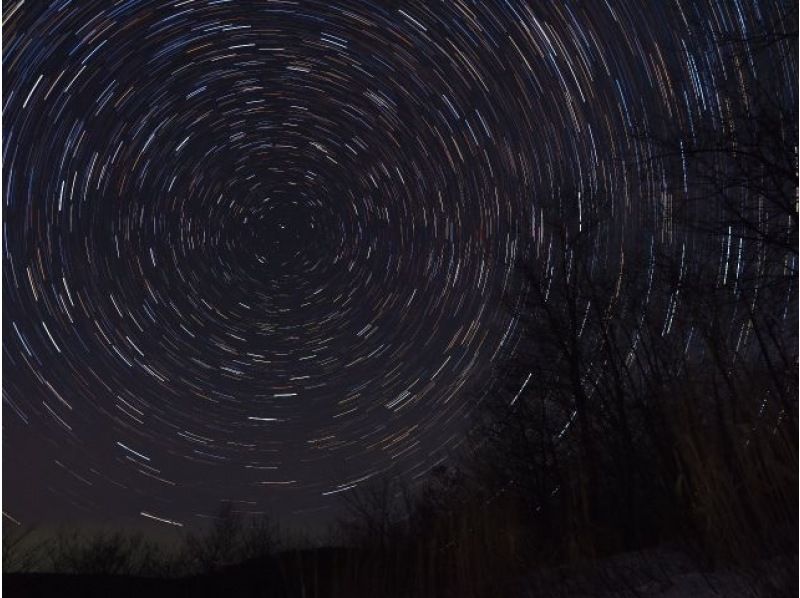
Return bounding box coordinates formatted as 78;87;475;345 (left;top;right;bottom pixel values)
514;548;795;597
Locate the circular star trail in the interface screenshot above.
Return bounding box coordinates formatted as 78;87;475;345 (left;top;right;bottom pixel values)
3;0;793;527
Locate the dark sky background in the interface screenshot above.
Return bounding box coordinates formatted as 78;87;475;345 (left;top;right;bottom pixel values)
3;0;793;534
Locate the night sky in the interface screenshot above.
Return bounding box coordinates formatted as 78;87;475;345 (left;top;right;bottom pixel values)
3;0;793;531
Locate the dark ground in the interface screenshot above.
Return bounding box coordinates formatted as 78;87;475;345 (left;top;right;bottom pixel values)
4;547;796;598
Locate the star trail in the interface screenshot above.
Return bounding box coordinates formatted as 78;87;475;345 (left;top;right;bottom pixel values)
3;0;794;529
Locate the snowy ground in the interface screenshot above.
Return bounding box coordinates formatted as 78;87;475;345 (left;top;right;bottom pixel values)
514;548;796;597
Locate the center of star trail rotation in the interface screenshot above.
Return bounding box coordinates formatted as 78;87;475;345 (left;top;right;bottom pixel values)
3;0;787;528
